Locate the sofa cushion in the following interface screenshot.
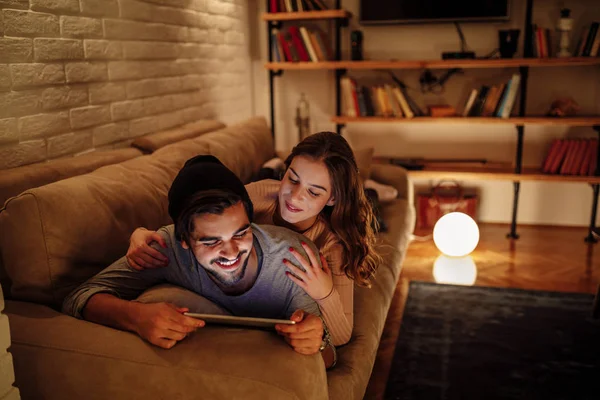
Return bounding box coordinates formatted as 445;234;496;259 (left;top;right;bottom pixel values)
0;148;143;208
131;120;226;153
0;154;179;306
152;116;273;184
6;300;328;400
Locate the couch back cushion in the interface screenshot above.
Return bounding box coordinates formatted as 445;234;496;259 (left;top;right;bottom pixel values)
0;148;143;208
152;116;273;183
0;117;273;307
131;120;226;153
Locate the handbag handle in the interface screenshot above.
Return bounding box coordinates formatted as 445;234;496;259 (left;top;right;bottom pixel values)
432;180;464;200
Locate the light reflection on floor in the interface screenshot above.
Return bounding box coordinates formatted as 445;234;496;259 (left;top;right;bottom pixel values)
432;255;477;286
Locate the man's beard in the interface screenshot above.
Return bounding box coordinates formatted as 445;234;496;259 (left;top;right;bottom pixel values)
205;251;250;287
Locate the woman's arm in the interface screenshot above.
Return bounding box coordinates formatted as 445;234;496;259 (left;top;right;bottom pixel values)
315;243;353;346
286;242;353;346
126;227;169;270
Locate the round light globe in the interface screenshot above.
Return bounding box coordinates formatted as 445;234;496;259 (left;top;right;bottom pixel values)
433;212;479;257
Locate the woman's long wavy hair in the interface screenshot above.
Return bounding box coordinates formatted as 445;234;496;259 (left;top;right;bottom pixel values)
285;132;382;286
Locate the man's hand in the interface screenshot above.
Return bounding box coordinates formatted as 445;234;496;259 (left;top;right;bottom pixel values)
132;302;205;349
126;228;169;271
275;310;324;355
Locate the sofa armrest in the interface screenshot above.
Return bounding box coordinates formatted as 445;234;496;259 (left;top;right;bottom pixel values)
370;163;413;203
6;300;327;400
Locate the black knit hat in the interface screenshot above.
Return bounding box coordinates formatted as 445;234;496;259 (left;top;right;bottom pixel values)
167;155;253;223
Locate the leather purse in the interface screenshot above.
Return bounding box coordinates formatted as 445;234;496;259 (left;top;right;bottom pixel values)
416;181;478;229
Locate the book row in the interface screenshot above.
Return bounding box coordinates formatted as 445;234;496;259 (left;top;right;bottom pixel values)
542;138;598;176
462;74;521;118
271;26;332;62
268;0;330;13
340;77;425;118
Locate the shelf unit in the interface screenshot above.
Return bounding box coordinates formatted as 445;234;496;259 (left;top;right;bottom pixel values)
331;116;600;126
265;57;600;70
264;0;600;243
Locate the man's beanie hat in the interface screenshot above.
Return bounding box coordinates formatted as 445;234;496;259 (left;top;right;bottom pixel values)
168;155;253;223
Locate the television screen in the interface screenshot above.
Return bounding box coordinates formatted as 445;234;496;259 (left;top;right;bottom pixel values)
360;0;510;24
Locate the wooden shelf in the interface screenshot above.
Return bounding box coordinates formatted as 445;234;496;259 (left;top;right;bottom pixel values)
406;167;600;184
262;10;351;21
265;57;600;71
331;116;600;126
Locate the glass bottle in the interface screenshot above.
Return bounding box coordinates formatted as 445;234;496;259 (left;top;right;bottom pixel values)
295;93;310;141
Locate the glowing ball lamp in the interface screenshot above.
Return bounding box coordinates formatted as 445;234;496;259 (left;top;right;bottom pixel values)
433;212;479;257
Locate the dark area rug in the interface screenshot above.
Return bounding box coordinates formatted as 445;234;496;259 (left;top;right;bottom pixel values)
385;281;600;400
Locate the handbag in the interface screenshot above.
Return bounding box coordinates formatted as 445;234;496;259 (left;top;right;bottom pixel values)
416;181;478;229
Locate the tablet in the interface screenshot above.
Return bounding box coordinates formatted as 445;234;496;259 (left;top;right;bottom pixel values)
183;313;296;329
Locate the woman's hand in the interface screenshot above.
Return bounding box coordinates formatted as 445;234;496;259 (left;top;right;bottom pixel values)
126;228;169;271
284;242;334;301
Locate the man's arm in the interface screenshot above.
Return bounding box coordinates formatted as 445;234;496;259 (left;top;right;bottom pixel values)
62;227;205;349
83;293;204;349
62;254;166;319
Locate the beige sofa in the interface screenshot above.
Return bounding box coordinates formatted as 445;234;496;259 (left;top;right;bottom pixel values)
0;116;415;400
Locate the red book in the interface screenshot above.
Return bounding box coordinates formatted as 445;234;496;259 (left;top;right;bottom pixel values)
278;32;292;62
270;0;278;12
350;78;360;116
569;140;588;175
560;140;577;175
549;140;569;174
589;140;599;176
288;26;310;62
536;27;545;58
542;139;560;173
579;140;593;176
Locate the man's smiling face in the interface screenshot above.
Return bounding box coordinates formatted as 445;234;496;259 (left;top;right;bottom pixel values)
182;202;254;287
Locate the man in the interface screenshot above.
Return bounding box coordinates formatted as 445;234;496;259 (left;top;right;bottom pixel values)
63;155;334;365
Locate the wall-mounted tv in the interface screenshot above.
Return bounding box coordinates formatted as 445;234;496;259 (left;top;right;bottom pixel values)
360;1;510;25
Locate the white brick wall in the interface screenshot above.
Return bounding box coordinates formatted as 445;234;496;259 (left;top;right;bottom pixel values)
0;0;252;169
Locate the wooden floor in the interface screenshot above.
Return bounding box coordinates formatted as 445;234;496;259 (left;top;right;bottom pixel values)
364;223;600;400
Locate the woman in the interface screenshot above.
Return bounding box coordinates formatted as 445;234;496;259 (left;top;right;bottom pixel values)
127;132;381;346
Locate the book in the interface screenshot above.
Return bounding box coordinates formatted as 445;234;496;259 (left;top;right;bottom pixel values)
393;87;414;118
589;140;599;176
575;26;590;56
569;140;587;175
583;22;599;56
499;74;521;118
481;85;500;117
385;84;402;117
299;27;318;62
340;77;356;117
462;89;478;117
308;31;324;61
311;28;332;61
469;86;489;116
542;139;561;173
559;140;577;175
400;86;424;116
270;33;281;61
361;86;375;116
288;26;310;62
548;139;569;174
278;32;292;61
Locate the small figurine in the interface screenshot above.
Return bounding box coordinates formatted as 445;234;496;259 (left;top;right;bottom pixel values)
547;97;580;117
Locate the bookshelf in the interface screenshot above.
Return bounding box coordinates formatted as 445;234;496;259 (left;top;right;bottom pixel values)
262;10;352;21
331;116;600;126
406;168;600;185
264;0;600;243
265;57;600;70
